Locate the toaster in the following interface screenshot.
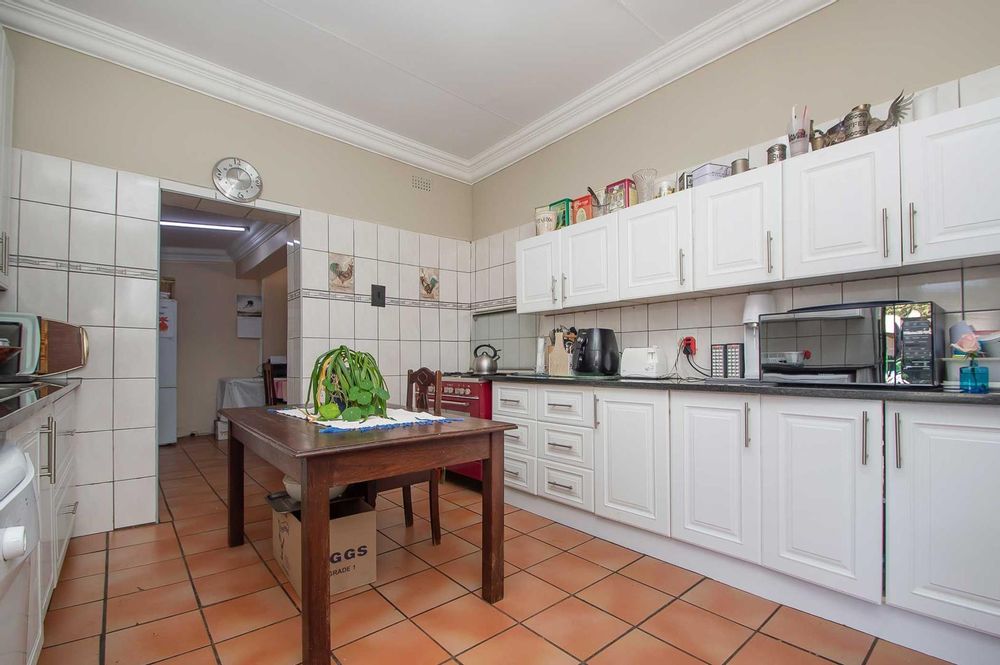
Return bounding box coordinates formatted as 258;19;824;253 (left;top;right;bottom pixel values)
620;347;670;379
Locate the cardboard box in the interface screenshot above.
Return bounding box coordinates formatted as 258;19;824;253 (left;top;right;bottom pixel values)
571;195;592;223
271;497;376;598
214;418;228;441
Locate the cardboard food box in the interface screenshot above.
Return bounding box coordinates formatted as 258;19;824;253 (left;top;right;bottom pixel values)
548;198;573;228
605;178;637;212
271;496;376;598
571;195;593;223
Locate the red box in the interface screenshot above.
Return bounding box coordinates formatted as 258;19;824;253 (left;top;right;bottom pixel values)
605;178;637;212
571;195;593;223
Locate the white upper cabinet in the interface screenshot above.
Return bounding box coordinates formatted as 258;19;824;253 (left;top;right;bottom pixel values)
761;396;883;602
783;129;902;279
618;192;693;299
560;213;619;308
901;97;1000;263
0;32;14;290
693;163;782;289
886;402;1000;636
670;392;761;563
593;388;669;535
515;232;560;313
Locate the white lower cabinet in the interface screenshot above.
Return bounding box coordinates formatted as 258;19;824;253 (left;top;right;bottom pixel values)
538;422;593;469
503;452;536;494
537;459;593;511
886;402;1000;635
493;383;535;420
494;416;535;456
761;396;883;602
670;392;761;562
594;389;669;535
537;386;594;426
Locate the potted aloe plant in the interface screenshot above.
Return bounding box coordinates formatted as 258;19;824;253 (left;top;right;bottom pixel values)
307;345;390;421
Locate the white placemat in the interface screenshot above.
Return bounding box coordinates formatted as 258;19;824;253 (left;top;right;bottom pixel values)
275;407;462;432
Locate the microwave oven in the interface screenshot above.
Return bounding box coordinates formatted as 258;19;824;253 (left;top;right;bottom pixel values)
757;301;945;387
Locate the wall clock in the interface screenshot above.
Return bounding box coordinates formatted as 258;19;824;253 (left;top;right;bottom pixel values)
213;157;262;202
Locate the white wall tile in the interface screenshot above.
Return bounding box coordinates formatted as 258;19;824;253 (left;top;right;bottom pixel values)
502;228;518;264
113;378;156;430
792;283;843;309
73;482;114;536
621;305;648;332
596;307;621;331
419;234;439;267
69;210;116;265
960;65;1000;107
378;305;399;340
503;311;519;338
399;230;420;265
474;269;489;303
400;306;420;341
113;428;156;480
300;249;329;291
301;297;330;338
711;325;744;345
488;233;503;268
19;201;70;259
502;264;515;299
399;264;419;300
114;476;157;528
75;431;113;485
354;220;378;258
488;266;502;300
300;338;330;377
69;326;112;378
114;277;158;328
648;302;677;330
439;237;457;271
18;268;67;321
378;340;400;375
474;238;489;271
456;241;471;272
20;151;71;206
400;340;420;373
457;277;470;305
574;310;596;329
378;261;399;298
354;257;377;296
113;328;156;378
9;149;20;199
420;340;440;369
458;310;471;342
329;300;354;339
440;269;457;303
440;308;458;341
899;270;962;311
377;225;399;262
420;307;440;340
622;331;648;348
299;210;328;251
355;301;378;339
711;294;746;327
843;276;898;302
115;216;158;269
76;379;113;432
287;297;301;340
677;297;711;328
328;214;354;254
116;172;159;221
355;339;378;362
963;265;1000;311
440;341;458;372
71;162;117;214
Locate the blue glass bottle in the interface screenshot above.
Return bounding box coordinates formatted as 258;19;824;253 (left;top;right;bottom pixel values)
959;358;989;394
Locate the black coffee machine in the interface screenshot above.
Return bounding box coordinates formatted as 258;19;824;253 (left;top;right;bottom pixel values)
571;328;620;376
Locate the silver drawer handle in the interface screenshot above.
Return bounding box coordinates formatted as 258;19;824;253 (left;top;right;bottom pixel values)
678;249;685;285
894;412;902;469
61;501;79;516
499;398;521;405
861;410;869;466
547;403;573;409
504;431;522;441
547;441;574;450
503;469;520;479
881;208;889;258
743;402;750;448
547;480;574;493
765;230;774;273
908;202;917;254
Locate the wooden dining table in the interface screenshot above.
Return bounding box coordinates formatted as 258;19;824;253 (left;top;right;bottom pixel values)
220;406;514;665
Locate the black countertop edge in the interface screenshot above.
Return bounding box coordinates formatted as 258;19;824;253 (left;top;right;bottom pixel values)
491;374;1000;405
0;379;81;437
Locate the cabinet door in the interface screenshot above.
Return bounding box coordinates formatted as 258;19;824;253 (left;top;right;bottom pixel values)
670;393;761;562
594;389;669;534
0;35;13;289
492;383;535;420
886;402;1000;635
493;416;535;456
504;452;536;495
516;234;560;313
35;411;56;608
761;396;882;602
694;164;782;290
901;97;1000;263
784;129;902;278
560;213;619;308
619;192;693;299
536;386;594;427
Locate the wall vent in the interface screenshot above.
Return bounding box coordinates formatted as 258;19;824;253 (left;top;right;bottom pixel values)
411;174;432;192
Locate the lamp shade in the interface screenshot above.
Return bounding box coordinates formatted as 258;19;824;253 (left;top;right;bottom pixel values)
743;293;777;324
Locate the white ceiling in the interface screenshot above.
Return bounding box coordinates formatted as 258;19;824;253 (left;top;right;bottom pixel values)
5;0;832;180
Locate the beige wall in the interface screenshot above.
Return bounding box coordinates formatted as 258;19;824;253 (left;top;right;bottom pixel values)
163;260;261;435
472;0;1000;237
7;32;473;239
261;267;288;361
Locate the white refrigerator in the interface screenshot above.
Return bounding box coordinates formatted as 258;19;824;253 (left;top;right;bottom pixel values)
158;298;177;445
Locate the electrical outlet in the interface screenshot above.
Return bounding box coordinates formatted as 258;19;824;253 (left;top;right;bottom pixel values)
371;284;386;307
681;336;697;356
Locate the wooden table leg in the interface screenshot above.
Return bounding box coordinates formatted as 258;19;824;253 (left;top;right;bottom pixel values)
300;459;331;665
227;434;245;547
481;431;505;602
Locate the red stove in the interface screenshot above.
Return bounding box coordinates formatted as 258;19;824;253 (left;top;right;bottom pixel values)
432;373;493;482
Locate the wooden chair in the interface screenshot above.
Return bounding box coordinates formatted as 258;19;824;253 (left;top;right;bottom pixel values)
364;368;444;544
262;360;278;406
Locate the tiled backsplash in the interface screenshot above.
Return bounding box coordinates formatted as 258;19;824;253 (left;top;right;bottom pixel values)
4;150;160;535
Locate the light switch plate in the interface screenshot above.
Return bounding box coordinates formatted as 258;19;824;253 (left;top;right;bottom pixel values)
371;284;386;307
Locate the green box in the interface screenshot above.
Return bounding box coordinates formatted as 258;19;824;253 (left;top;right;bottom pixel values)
549;199;573;228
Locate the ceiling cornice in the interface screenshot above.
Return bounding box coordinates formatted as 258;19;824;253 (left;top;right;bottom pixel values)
0;0;833;184
160;247;233;264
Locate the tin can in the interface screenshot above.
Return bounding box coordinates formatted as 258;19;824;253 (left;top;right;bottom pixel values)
730;158;750;174
766;144;787;164
844;104;871;140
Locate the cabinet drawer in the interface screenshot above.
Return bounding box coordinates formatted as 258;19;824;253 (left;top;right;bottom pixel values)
503;452;536;494
493;384;536;419
538;423;593;469
537;387;594;426
53;483;77;573
494;416;535;456
537;460;594;511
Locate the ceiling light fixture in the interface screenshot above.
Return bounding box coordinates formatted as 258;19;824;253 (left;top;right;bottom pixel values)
160;220;247;232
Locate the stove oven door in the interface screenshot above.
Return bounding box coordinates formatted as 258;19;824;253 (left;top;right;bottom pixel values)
440;396;484;482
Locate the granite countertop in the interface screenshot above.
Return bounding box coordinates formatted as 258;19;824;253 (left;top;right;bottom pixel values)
491;373;1000;405
0;379;81;436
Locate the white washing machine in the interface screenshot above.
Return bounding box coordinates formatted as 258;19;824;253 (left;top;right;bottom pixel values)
0;444;40;665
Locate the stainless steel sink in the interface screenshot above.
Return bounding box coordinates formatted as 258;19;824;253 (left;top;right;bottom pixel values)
0;382;57;402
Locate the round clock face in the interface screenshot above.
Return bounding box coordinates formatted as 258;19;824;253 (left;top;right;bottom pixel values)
213;157;262;202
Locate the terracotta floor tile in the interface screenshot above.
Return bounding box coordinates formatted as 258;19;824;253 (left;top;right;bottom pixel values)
577;573;672;624
169;500;227;520
444;488;482;506
437;552;518;591
413;593;515;654
179;527;229;555
641;600;752;665
106;581;198;632
377;487;404;505
439;507;483;531
619;556;703;596
524;596;630;661
569;538;641;571
265;557;289;584
243;519;271;541
107;558;189;597
491;570;567;621
49;572;105;609
185;543;260;578
410;497;461;517
329;589;404;648
502;535;561;569
42;600;103;646
376;506;407;529
108;538;182;572
330;584;371;604
214;615;301;665
173;512;228;536
193;561;278;605
867;639;953;665
38;636;100;665
108;523;176;549
407;533;478;566
527;552;611;593
334;618;449;665
682;578;779;629
151;647;218;665
457;625;576;665
59;551;105;580
203;586;298;642
242;504;272;524
374;547;430;586
530;523;593;550
378;568;467;616
464;501;520;516
504;510;553;533
728;633;830;665
376;530;401;553
762;606;874;665
590;628;704;665
450;523;519;547
380;519;434;546
66;533;107;557
251;536;273;560
105;610;210;665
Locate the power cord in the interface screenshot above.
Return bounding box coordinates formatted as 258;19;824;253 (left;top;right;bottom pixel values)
685;353;712;378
